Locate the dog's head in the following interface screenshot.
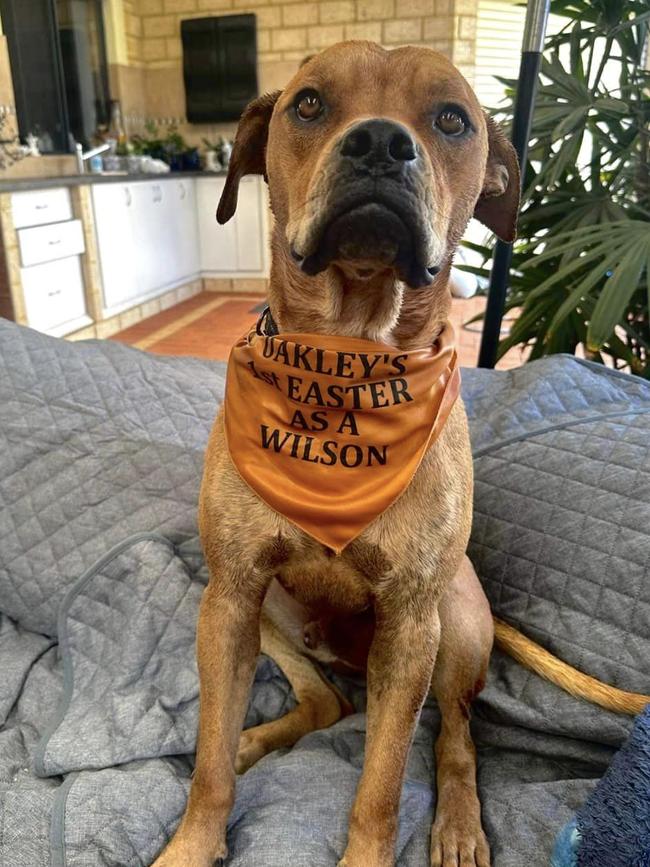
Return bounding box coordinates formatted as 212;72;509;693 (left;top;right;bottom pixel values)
218;41;519;294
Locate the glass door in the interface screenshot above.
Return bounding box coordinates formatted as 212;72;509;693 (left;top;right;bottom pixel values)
0;0;111;152
56;0;111;148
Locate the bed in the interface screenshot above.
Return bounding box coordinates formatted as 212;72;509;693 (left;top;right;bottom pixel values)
1;318;648;866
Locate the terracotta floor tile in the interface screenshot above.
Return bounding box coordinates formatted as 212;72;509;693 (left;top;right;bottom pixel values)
110;292;220;343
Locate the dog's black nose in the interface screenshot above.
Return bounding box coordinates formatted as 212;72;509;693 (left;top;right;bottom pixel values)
340;119;417;171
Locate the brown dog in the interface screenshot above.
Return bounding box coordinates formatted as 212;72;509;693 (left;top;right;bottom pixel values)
152;41;647;867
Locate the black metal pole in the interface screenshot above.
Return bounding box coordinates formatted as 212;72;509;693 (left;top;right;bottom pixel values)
477;0;550;369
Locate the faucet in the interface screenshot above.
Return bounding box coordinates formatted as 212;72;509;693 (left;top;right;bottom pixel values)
75;141;112;173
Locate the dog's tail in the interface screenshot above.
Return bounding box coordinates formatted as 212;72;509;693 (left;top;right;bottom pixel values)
493;617;650;716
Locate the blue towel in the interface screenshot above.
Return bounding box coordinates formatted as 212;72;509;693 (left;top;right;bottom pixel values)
552;705;650;867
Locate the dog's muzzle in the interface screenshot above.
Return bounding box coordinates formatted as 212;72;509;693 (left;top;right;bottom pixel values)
294;119;439;288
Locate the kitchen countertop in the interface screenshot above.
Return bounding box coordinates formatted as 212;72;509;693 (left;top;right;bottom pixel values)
0;170;228;194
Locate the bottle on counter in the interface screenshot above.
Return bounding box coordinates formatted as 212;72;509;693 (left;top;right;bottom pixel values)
108;100;128;156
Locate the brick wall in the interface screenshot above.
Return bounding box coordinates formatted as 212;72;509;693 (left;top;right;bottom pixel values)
115;0;478;141
123;0;144;64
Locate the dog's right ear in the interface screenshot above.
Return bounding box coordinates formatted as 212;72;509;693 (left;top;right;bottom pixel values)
216;90;281;224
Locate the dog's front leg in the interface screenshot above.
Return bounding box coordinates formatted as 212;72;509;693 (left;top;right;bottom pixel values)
339;593;441;867
153;574;268;867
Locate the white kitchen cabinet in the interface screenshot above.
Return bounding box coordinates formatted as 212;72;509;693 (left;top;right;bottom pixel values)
92;184;138;312
21;255;88;337
170;178;200;282
9;172;269;338
130;181;169;299
197;176;238;273
136;179;200;293
235;177;265;272
197;175;268;276
93;178;201;315
95;174;266;317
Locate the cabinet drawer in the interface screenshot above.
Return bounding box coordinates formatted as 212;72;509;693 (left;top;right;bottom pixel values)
21;256;87;334
18;219;85;267
11;188;73;229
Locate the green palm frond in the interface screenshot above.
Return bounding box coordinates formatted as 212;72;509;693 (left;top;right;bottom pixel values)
464;0;650;375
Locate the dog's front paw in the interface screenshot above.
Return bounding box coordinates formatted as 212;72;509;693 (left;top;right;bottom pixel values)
430;816;491;867
153;859;223;867
337;840;394;866
152;834;226;867
153;852;224;867
153;859;222;867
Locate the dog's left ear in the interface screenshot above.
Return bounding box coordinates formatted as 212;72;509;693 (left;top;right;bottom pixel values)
473;116;520;243
217;90;281;224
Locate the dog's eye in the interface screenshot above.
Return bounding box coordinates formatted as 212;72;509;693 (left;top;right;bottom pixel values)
435;110;466;136
295;90;323;122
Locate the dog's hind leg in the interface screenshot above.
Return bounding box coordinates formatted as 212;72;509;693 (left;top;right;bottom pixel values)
430;555;493;867
236;613;351;774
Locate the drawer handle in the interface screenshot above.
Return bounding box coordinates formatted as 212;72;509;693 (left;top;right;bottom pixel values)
47;289;61;297
48;239;62;245
35;204;49;210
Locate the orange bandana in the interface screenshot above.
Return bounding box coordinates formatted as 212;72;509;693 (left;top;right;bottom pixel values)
223;316;460;552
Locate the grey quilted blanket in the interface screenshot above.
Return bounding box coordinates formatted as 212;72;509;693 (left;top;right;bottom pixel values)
1;318;648;867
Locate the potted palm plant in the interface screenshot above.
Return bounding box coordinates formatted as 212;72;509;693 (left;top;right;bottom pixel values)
463;0;650;375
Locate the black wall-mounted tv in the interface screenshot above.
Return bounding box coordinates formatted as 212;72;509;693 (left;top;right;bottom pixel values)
181;14;258;124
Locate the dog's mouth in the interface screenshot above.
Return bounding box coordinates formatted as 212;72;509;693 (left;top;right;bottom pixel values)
292;197;439;289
